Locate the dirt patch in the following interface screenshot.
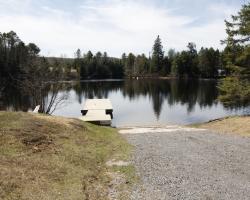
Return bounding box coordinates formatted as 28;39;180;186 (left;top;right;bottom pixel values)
22;134;49;145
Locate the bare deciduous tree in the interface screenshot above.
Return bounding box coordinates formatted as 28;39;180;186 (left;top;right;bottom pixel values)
19;57;69;114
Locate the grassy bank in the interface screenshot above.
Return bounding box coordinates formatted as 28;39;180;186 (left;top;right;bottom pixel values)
191;116;250;137
0;112;133;200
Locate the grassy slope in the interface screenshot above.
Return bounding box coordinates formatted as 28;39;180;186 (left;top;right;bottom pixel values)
191;116;250;137
0;112;132;200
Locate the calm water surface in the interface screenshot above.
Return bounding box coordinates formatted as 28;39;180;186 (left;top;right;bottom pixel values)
1;79;249;126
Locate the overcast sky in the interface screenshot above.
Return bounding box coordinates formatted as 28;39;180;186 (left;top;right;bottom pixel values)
0;0;245;57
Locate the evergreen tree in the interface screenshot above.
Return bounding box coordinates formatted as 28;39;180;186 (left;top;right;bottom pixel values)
151;35;164;73
162;56;171;75
187;42;199;77
86;51;93;61
27;43;40;57
198;48;220;78
121;53;127;65
218;3;250;107
75;49;81;59
222;3;250;75
125;53;135;77
134;54;149;75
74;49;82;73
0;31;39;78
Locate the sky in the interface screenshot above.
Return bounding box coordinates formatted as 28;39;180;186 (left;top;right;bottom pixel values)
0;0;246;58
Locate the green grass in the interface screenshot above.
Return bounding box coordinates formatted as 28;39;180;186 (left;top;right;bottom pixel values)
0;112;133;200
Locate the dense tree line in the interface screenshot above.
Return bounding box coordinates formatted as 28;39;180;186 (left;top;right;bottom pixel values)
122;38;222;78
0;31;223;80
74;50;123;79
0;31;77;81
0;31;40;78
74;38;223;80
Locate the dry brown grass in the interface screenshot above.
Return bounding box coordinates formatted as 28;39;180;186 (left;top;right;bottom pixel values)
191;116;250;137
0;112;132;200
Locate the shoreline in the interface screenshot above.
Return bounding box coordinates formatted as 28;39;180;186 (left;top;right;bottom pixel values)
60;76;225;82
117;115;250;137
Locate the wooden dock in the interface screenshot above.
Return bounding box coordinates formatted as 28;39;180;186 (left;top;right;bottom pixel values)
79;99;113;125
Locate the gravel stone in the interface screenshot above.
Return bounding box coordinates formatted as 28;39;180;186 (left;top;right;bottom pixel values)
121;128;250;200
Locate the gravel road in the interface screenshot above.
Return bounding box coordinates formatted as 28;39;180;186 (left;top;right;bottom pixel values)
119;126;250;200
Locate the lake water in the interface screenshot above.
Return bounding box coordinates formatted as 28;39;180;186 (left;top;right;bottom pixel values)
1;79;249;127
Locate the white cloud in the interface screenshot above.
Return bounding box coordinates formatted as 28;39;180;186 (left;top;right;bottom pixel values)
208;2;240;17
0;0;241;57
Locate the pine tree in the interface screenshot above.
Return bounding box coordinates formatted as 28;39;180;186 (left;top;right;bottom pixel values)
222;3;250;75
218;3;250;107
125;53;135;77
75;49;81;59
150;35;164;73
199;47;219;78
187;42;198;77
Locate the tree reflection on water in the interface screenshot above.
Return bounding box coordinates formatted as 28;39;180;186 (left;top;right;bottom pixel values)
1;79;249;119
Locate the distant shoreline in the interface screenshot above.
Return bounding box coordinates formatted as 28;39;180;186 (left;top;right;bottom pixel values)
75;76;223;82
